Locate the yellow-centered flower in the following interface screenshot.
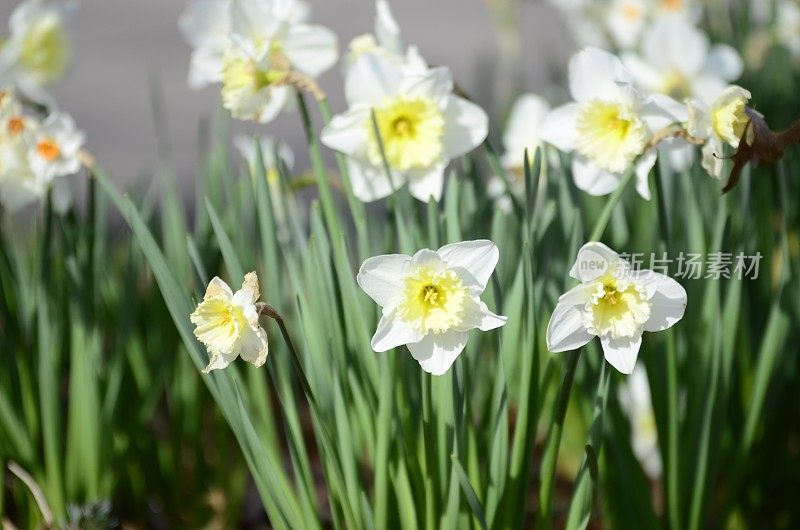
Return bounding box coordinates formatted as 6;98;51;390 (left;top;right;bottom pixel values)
367;96;444;171
190;272;269;372
547;242;687;374
357;241;507;375
575;100;646;174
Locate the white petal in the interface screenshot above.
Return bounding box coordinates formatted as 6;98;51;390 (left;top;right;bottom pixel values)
621;53;664;94
642;274;687;332
375;0;403;53
283;24;339;77
232;271;260;306
188;45;226;88
320;107;370;157
407;331;469;375
345;53;404;106
634;149;657;201
502;93;549;164
569;47;632;103
540;103;580;151
202;350;239;373
179;0;230;48
239;316;269;367
644;18;708;77
641;94;689;130
372;313;424;352
436;240;499;292
403;67;454;106
572;156;620;196
601;334;642;374
357;253;412;307
347;158;400;202
407;163;447;202
569;242;621;282
230;0;272;46
204;277;234;299
546;302;594;352
705;44;743;82
442;96;489;159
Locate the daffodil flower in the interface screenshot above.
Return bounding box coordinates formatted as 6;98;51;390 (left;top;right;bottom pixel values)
618;365;662;479
321;54;488;202
686;85;752;179
540;47;683;200
28;111;84;182
180;0;337;122
357;240;507;375
622;17;743;104
190;272;269;373
605;0;648;50
0;0;73;101
546;242;687;374
0;105;83;213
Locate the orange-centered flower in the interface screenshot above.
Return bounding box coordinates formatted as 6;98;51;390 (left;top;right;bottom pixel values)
7;117;25;135
36;138;61;161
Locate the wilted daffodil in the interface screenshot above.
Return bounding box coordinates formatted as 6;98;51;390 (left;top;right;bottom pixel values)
180;0;337;122
0;0;74;99
540;47;683;200
321;54;488;202
687;85;752;180
357;240;507;375
546;242;687;374
190;272;269;373
618;365;662;480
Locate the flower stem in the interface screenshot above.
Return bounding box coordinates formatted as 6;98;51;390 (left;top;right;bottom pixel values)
589;164;635;242
536;348;581;529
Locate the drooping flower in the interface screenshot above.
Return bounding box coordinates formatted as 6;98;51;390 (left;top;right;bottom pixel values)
321;54;488;202
546;242;687;374
686;85;751;179
179;0;338;123
357;240;507;375
618;365;662;479
540;47;684;200
0;0;74;99
190;272;269;372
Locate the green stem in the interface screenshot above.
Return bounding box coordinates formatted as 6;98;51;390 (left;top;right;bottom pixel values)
536;349;581;529
589;165;635;242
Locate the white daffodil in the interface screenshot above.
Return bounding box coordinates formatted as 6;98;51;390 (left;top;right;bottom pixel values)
546;242;687;374
618;365;662;479
540;47;682;200
0;0;73;98
190;272;269;373
357;240;507;375
487;94;550;211
28;110;84;183
321;54;488;202
346;0;427;75
686;85;751;180
179;0;231;89
183;0;337;122
622;18;743;104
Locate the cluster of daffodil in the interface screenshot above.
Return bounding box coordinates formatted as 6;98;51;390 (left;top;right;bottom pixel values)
0;1;85;214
